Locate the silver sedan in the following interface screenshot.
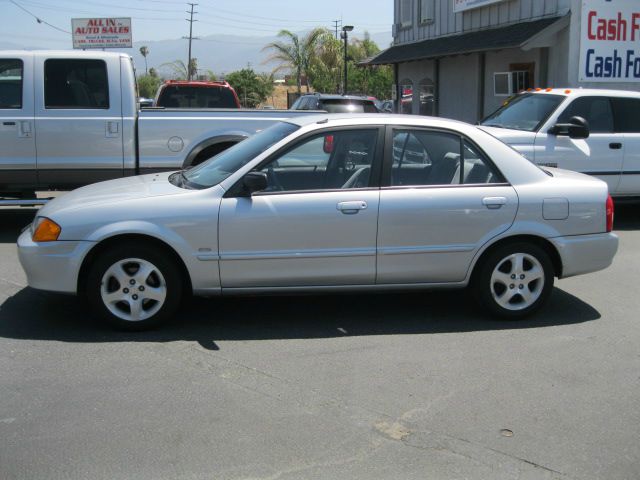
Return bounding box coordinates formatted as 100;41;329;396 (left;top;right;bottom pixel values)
18;114;619;329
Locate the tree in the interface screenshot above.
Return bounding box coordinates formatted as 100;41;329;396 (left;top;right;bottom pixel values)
137;74;161;98
263;28;327;94
226;68;274;108
160;60;188;80
139;46;149;75
308;34;343;94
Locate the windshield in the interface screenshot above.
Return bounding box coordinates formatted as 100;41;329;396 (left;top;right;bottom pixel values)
481;93;564;132
182;122;299;188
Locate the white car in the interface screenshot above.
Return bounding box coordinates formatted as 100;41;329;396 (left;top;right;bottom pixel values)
481;88;640;197
18;114;618;330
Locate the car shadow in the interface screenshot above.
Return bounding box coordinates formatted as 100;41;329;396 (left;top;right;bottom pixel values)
0;287;600;350
612;200;640;231
0;208;37;243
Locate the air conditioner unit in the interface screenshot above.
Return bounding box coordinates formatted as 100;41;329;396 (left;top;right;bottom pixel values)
494;71;529;96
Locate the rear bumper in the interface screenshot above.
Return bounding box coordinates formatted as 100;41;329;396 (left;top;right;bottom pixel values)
17;229;95;294
550;232;619;278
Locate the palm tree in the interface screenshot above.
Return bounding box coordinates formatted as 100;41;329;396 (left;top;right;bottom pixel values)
160;60;188;80
139;46;149;75
263;28;327;94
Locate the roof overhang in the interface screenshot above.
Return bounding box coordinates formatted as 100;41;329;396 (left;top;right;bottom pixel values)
366;15;568;65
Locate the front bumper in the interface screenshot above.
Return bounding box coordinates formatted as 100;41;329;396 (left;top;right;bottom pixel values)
17;229;95;294
550;232;619;279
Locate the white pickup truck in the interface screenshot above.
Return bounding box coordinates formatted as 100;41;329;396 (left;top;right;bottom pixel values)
0;50;314;203
479;88;640;198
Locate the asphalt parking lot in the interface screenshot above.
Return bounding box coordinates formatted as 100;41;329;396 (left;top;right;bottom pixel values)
0;205;639;480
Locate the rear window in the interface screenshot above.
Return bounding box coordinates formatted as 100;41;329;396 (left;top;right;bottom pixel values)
319;100;378;113
0;59;22;109
611;97;640;133
157;85;238;108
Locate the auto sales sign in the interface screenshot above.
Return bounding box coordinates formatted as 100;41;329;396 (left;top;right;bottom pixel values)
72;18;132;49
579;0;640;82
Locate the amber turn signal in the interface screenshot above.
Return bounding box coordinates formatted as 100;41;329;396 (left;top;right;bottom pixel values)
32;218;61;242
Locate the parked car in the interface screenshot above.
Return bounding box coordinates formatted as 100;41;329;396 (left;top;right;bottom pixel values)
290;93;379;113
18;114;618;330
0;50;313;203
480;88;640;197
154;80;241;109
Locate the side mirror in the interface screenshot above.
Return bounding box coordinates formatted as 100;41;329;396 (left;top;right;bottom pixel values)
241;171;268;196
549;116;590;139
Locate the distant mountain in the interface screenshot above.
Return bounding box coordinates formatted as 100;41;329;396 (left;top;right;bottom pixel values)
0;31;392;78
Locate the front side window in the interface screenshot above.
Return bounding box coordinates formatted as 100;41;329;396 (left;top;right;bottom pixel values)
45;59;109;109
0;59;23;109
256;129;379;192
557;96;613;133
481;93;564;132
319;100;378;113
391;130;501;186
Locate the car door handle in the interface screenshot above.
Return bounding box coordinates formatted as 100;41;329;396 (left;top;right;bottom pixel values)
482;196;507;209
609;142;622;150
18;121;32;138
106;121;120;137
337;201;367;214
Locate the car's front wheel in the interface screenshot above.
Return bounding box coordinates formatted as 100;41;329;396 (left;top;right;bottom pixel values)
473;242;554;318
85;244;183;330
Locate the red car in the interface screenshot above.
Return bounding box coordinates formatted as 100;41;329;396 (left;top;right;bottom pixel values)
154;80;241;108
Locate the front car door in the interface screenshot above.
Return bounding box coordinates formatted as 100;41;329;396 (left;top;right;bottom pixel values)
611;97;640;196
0;53;36;194
534;96;623;194
218;127;383;288
377;127;518;284
34;54;124;190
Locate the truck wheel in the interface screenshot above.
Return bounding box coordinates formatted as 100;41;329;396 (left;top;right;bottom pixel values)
473;242;554;318
86;244;183;330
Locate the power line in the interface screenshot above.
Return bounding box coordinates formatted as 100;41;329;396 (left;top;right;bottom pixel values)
8;0;71;34
332;19;342;39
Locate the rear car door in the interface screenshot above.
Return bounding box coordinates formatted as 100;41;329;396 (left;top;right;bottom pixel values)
34;55;124;190
535;96;623;194
611;97;640;196
0;54;36;194
377;127;518;284
218;127;383;288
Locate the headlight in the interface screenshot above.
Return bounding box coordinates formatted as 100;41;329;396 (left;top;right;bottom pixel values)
32;217;61;242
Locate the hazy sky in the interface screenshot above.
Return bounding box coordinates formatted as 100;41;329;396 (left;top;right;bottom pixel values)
1;0;394;47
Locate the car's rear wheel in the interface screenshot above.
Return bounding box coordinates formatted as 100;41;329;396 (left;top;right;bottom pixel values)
86;244;183;330
473;242;554;318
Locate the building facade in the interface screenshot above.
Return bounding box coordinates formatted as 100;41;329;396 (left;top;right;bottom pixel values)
369;0;640;122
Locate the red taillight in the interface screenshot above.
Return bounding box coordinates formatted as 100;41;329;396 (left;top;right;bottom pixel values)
323;135;334;154
606;194;614;232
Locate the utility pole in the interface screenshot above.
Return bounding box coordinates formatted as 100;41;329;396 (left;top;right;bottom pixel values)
183;3;198;80
332;20;341;40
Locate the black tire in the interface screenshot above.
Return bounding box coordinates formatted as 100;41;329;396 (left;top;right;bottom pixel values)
473;242;554;319
85;243;183;330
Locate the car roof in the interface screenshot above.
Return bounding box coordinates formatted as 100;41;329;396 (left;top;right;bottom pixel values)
285;113;471;130
1;50;130;60
301;93;375;101
525;88;640;98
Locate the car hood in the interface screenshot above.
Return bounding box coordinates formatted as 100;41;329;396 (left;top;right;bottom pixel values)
478;126;536;145
38;172;186;217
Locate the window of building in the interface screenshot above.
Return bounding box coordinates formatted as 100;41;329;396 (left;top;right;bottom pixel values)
400;79;413;114
611;97;640;133
419;0;435;24
419;78;435;116
0;59;23;109
400;0;413;27
257;129;378;192
44;59;109;109
558;96;614;133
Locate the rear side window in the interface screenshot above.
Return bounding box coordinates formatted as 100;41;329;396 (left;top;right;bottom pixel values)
156;85;238;108
611;97;640;133
390;130;502;186
0;59;23;109
557;96;613;133
45;59;109;109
